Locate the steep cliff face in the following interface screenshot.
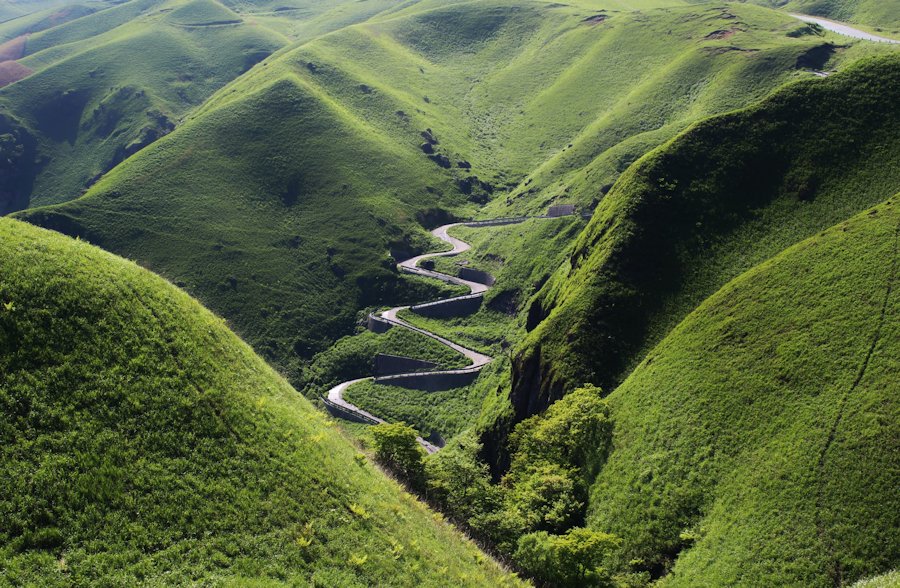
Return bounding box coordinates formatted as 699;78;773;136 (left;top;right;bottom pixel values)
497;54;900;464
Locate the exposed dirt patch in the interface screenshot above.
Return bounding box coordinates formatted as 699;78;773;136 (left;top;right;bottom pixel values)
705;28;736;40
0;61;33;88
582;14;607;26
703;46;759;55
0;35;28;61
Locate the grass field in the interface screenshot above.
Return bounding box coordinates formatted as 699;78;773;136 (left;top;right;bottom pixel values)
1;0;898;585
0;0;285;212
302;324;471;397
344;380;483;443
0;217;522;586
0;0;433;212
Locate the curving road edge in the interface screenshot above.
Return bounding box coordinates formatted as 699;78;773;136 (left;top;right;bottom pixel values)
324;222;512;453
789;13;900;44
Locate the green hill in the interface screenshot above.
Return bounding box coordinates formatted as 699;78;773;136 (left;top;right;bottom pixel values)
513;54;900;424
0;218;520;586
0;2;103;42
0;0;285;212
585;198;899;585
0;0;417;213
17;0;884;392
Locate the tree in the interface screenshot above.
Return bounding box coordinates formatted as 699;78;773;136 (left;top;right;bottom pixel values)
503;462;585;535
515;527;620;587
508;384;611;474
371;422;425;490
424;431;507;544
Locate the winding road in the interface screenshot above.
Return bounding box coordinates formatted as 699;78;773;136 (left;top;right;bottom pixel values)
789;13;900;44
324;222;509;453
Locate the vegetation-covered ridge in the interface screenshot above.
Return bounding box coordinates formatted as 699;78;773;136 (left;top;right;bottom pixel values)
15;0;884;395
587;197;899;585
512;52;900;431
0;218;521;586
0;0;443;212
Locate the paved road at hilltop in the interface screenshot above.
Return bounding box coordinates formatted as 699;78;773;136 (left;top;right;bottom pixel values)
325;222;505;453
790;13;900;44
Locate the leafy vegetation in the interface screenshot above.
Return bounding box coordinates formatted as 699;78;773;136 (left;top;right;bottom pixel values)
424;387;613;573
0;218;521;586
515;527;620;588
371;422;426;492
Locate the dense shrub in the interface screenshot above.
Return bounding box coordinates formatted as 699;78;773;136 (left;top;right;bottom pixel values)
372;422;426;491
515;527;620;587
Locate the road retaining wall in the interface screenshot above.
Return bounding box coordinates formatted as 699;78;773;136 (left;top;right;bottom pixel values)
376;368;480;391
410;293;482;318
374;353;438;376
459;267;495;286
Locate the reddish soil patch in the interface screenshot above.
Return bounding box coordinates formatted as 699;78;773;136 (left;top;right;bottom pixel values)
0;61;33;88
0;35;28;62
705;28;737;40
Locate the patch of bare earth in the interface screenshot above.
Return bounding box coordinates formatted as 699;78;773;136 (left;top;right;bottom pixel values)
705;28;737;40
0;34;28;61
0;61;33;88
582;14;607;26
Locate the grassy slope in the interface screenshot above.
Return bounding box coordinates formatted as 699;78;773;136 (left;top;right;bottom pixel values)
0;0;286;211
16;0;851;395
17;61;466;381
0;0;415;212
344;381;480;442
0;218;521;587
476;1;894;218
587;199;899;585
0;1;103;42
514;54;900;420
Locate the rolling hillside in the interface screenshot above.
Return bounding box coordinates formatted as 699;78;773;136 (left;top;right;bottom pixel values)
0;0;898;585
512;54;900;428
0;0;285;212
17;0;884;391
0;218;520;586
0;0;423;213
586;198;899;585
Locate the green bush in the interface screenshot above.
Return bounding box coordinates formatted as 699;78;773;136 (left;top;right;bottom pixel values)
421;386;613;565
425;431;501;524
371;422;426;491
515;527;620;587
